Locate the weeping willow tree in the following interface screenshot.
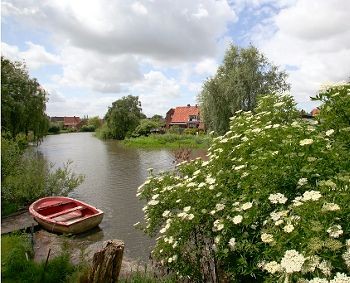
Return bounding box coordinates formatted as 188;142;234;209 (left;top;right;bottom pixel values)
1;56;49;142
198;44;290;134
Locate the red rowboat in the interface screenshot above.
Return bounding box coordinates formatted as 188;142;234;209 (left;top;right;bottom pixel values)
29;196;103;234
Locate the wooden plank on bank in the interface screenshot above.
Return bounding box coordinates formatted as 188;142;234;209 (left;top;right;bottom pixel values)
1;211;39;235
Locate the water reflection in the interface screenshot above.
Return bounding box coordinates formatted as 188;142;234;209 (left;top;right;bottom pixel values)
37;133;195;260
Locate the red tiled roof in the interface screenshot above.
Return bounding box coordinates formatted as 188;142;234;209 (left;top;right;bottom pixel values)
64;116;81;126
311;108;320;116
171;106;199;123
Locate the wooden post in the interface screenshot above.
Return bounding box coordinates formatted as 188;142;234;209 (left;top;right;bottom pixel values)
89;240;124;283
44;249;51;270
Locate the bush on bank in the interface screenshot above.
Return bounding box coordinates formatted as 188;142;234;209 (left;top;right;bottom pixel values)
136;84;350;282
1;136;84;216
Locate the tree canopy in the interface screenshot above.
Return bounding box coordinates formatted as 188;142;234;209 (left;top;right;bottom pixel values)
199;44;290;134
104;95;145;139
1;56;49;141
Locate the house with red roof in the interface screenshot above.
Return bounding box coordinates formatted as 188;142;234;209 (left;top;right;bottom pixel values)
311;108;320;117
165;104;204;129
50;116;83;129
64;116;82;128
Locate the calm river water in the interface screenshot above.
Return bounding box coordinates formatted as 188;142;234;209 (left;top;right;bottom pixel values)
37;132;203;261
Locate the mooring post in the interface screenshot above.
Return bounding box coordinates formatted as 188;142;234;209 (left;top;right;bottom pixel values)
30;223;35;250
89;240;124;283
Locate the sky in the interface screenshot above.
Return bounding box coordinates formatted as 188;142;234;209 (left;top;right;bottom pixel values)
2;0;350;118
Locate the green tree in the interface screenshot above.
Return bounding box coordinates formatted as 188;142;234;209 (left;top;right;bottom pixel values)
88;116;102;130
132;119;160;137
199;44;290;134
104;95;145;140
1;57;49;142
151;114;164;121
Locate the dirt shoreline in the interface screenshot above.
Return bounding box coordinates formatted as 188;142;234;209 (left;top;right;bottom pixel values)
1;211;149;278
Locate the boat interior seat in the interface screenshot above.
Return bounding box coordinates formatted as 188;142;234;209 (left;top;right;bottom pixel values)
47;205;85;220
51;210;83;222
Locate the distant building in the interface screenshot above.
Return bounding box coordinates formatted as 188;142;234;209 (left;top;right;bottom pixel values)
311;108;320;117
50;116;83;129
165;104;204;129
50;116;64;123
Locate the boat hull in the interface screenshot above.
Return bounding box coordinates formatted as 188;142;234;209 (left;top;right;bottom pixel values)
33;213;103;234
29;196;104;234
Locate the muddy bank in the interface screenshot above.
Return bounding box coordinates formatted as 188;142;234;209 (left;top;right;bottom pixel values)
2;211;150;278
33;230;145;278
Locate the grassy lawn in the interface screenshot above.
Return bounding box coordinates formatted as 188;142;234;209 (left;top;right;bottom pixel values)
122;134;211;149
1;234;81;283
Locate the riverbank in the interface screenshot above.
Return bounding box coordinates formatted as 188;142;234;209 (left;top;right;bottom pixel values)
122;133;211;149
1;211;149;281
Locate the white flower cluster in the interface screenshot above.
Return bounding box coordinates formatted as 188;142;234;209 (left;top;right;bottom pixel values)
160;218;172;234
322;203;341;211
319;180;337;190
215;203;225;211
297;177;308;187
168;254;178;263
213;219;225;231
206;176;216;185
280;249;306;273
302;190;322;201
325;129;335;136
329;273;350;283
164;236;174;244
177;212;194;221
233;164;246;171
308;278;329;283
228;238;236;250
309;273;350;283
148;199;159;206
270;210;289;225
300;139;314;146
232;215;243;224
319;260;332;276
327;225;343;238
263;261;282;274
261;233;274;243
283;224;294;233
241;202;253;210
268;193;288;204
342;248;350;269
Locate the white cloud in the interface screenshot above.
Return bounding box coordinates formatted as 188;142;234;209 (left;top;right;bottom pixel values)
1;0;238;117
45;84;118;117
131;2;148;15
131;71;181;116
251;0;350;109
192;4;209;19
194;58;218;75
1;41;60;69
2;0;236;62
57;46;142;93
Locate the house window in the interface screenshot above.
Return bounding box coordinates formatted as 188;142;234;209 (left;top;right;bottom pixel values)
188;115;198;122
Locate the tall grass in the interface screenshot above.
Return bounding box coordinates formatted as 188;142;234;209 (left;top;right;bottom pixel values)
1;234;88;283
122;133;210;149
119;271;176;283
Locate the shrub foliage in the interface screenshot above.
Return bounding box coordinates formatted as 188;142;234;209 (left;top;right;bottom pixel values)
1;137;84;215
137;84;350;282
